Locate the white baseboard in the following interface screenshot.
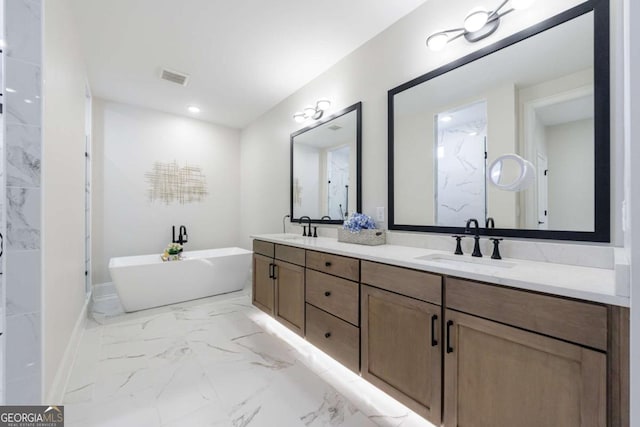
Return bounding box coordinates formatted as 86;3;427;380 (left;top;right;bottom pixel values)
92;282;116;300
45;295;90;404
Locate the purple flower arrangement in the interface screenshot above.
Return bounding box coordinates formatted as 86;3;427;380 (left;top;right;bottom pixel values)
343;212;377;233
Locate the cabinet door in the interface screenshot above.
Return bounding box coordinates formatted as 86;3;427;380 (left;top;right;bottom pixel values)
252;254;274;315
444;309;606;427
274;260;305;335
361;285;441;424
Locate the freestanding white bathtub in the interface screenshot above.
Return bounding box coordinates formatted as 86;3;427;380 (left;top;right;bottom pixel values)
109;247;252;312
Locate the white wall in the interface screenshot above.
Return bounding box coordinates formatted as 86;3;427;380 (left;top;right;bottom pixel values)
394;111;433;225
92;99;241;284
239;0;587;248
546;119;595;230
623;0;639;423
42;0;88;400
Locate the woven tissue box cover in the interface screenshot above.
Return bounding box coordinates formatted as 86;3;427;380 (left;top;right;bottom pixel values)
338;228;386;246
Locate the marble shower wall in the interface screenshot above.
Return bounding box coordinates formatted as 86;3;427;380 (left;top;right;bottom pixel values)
4;0;43;404
435;102;487;227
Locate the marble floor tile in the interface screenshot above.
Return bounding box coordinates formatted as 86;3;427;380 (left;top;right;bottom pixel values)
65;291;435;427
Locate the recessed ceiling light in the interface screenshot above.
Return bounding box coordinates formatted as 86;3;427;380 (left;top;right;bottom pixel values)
440;115;452;122
187;106;200;113
6;87;16;93
24;99;33;104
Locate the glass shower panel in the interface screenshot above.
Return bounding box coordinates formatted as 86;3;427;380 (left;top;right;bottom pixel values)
434;100;487;227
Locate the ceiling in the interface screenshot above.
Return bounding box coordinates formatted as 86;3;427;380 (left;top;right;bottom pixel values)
70;0;427;129
295;110;357;148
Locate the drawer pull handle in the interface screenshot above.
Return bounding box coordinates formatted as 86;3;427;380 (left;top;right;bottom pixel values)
324;332;331;339
431;314;438;347
324;291;331;297
325;261;332;267
446;320;454;354
268;263;274;279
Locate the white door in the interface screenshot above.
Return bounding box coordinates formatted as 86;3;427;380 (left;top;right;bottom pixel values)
536;153;548;230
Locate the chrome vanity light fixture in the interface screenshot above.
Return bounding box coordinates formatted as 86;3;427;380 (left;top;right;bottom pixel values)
293;99;331;123
426;0;535;51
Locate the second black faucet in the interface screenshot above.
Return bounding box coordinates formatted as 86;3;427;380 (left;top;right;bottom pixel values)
465;218;482;257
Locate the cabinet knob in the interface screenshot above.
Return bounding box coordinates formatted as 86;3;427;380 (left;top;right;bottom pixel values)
325;261;332;267
324;291;331;297
324;332;331;339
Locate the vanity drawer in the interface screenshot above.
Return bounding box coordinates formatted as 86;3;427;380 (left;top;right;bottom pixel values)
306;269;359;326
253;240;274;258
306;251;359;281
361;261;442;305
306;304;359;372
446;277;608;351
275;244;305;266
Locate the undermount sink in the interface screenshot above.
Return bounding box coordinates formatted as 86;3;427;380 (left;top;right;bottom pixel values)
415;253;516;269
279;234;305;241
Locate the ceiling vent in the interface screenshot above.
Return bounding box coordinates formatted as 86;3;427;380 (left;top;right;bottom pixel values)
328;124;342;131
159;68;190;86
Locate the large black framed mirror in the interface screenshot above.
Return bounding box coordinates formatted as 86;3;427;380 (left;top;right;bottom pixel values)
291;102;362;224
388;0;609;242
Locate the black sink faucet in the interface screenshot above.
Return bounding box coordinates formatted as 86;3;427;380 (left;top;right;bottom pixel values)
486;217;495;228
172;225;188;245
465;218;482;257
299;216;312;237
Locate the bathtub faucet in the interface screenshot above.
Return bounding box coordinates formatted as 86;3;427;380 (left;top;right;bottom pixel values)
172;225;188;245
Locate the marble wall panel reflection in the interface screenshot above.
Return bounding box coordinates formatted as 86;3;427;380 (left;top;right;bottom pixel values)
5;0;41;64
6;188;40;250
5;58;41;126
7;125;41;188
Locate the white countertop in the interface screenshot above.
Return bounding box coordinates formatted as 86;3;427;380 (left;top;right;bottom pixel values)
251;233;630;307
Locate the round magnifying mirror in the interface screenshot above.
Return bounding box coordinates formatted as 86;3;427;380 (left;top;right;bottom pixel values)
487;154;535;191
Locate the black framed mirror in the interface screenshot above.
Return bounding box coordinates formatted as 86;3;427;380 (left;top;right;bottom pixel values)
388;0;609;242
291;102;362;224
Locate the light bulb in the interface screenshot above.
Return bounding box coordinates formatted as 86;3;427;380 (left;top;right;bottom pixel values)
511;0;534;10
426;32;449;51
464;9;489;32
187;105;201;113
316;99;331;111
293;112;305;123
303;105;316;118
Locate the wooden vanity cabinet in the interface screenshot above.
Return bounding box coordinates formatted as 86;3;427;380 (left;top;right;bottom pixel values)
443;309;606;427
252;254;275;315
252;241;275;315
443;278;608;427
360;261;443;425
273;245;305;335
305;251;361;372
252;240;305;335
251;240;627;427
